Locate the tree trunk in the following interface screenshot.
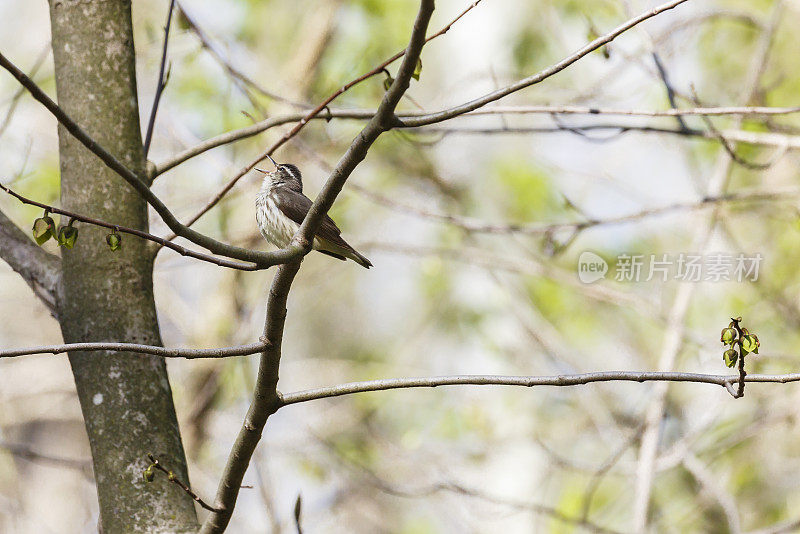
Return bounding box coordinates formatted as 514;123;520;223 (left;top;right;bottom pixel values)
48;0;198;531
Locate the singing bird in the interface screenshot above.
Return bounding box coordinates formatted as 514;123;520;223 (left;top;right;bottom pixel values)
255;155;373;268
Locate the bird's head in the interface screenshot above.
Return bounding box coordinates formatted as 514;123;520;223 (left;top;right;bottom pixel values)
256;155;303;193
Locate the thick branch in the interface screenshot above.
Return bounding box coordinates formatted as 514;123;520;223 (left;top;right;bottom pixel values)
0;207;60;315
0;341;267;359
200;3;436;532
279;372;800;406
292;1;436;252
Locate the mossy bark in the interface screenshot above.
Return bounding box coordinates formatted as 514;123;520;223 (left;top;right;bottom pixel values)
48;0;198;531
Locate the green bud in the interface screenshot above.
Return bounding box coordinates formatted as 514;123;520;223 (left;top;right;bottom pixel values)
167;471;176;482
106;232;122;251
723;348;738;368
143;465;155;483
720;327;736;345
32;216;55;245
412;58;422;81
57;225;78;249
383;75;394;91
741;334;759;355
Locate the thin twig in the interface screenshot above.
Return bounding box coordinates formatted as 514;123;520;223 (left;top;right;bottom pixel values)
176;1;308;110
398;0;692;128
632;5;784;530
651;52;689;132
143;0;176;157
690;87;773;169
729;317;749;398
0;441;91;473
0;182;261;271
0;44;50;141
171;0;484;230
277;372;800;406
0;50;303;268
293;494;303;534
147;454;222;513
151;105;800;177
352;183;799;236
0;340;268;359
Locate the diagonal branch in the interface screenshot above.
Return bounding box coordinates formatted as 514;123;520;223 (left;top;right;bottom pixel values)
199;2;436;532
0;49;302;269
157;0;688;228
0;43;50;141
0;207;60;316
175;1;307;110
398;0;691;128
168;0;483;230
0;182;261;270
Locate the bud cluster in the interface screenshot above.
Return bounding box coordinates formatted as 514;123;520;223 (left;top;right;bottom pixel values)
720;316;760;369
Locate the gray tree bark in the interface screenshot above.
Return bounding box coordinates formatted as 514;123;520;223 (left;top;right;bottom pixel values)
47;0;198;531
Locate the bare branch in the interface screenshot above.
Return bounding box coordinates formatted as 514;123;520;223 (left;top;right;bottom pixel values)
651;52;689;131
0;182;264;270
142;0;176;157
0;441;91;474
170;0;483;229
198;261;299;534
152;105;800;176
199;3;436;531
682;453;742;534
0;44;49;141
632;4;784;529
398;0;691;128
146;453;222;513
353;183;800;236
0;340;268;359
176;1;308;110
278;372;800;406
0;206;60;315
0;49;303;269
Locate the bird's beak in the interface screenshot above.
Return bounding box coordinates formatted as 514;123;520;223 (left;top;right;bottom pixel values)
254;168;268;174
265;154;278;168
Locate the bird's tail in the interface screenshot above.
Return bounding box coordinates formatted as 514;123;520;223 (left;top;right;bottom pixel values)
348;249;373;269
316;238;373;269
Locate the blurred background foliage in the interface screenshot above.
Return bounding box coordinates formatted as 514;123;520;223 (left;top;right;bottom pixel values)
1;0;800;532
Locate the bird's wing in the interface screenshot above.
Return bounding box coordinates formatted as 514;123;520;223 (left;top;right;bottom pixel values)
275;190;347;244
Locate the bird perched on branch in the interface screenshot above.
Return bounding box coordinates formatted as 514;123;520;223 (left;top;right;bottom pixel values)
255;155;372;268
